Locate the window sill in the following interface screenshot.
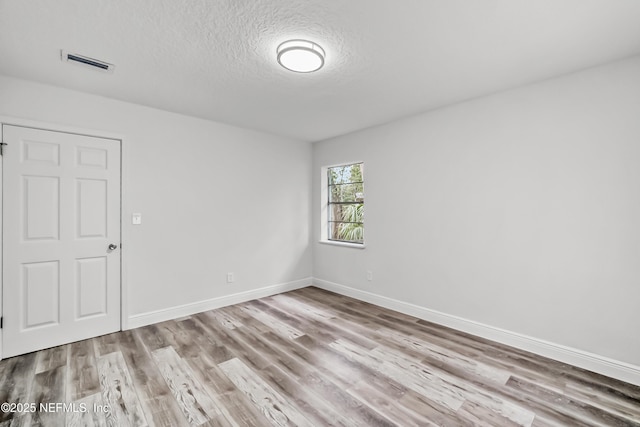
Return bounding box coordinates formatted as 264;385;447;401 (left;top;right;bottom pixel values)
319;240;366;249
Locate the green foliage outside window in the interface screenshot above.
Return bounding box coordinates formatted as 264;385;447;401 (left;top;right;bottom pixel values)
328;163;364;243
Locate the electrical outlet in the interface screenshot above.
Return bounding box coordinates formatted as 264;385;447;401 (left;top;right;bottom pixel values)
226;272;234;283
366;270;373;281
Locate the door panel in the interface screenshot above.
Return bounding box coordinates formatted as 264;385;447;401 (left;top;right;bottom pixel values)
23;139;60;165
22;261;60;328
77;146;108;168
2;125;121;358
77;178;107;238
24;175;60;240
76;256;107;318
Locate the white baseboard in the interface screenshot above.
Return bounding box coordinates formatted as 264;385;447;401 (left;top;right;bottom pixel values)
312;278;640;387
127;277;312;330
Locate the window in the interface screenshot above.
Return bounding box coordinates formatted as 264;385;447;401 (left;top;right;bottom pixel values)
327;162;364;244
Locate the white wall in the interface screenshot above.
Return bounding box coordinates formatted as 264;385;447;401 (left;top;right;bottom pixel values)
313;56;640;368
0;75;313;322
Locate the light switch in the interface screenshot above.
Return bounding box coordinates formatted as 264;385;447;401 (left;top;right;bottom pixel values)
132;213;142;225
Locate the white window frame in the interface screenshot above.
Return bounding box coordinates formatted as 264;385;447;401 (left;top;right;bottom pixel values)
320;162;366;249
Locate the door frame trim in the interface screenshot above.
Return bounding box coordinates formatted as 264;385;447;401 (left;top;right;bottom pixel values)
0;116;129;360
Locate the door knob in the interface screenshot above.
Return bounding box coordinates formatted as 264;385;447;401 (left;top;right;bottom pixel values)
108;244;118;250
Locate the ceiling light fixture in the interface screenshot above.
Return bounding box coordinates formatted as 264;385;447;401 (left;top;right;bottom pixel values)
277;40;325;73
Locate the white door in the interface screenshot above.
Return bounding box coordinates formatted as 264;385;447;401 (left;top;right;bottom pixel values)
2;125;121;358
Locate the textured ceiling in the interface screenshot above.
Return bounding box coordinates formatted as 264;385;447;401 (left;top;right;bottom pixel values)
1;0;640;141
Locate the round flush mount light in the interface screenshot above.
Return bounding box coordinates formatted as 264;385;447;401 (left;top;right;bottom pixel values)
277;40;325;73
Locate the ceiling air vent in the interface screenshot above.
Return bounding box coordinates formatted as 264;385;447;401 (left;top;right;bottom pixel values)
60;50;115;73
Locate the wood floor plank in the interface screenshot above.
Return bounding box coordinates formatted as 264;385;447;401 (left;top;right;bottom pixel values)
239;304;305;340
216;304;408;405
419;351;599;427
167;327;265;427
218;358;315;427
397;388;476;427
269;293;337;321
258;296;380;349
369;345;537;426
0;414;31;427
380;325;512;385
330;338;466;411
271;327;409;402
121;330;188;427
564;381;640;422
136;324;172;353
298;370;397;427
0;352;37;424
346;379;440;427
248;300;310;332
216;305;271;335
305;290;569;392
530;417;566;427
507;376;639;426
232;323;403;426
457;399;525;427
202;310;403;426
66;392;107;427
294;332;408;398
562;371;640;408
208;311;244;330
155;320;237;396
172;317;235;365
192;312;272;371
68;339;100;401
214;321;311;382
28;365;66;427
34;345;68;374
259;364;355;427
151;346;229;426
92;332;121;357
97;351;148;427
150;321;198;359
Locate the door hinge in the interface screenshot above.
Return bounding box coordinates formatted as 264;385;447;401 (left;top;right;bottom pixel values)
1;317;3;329
0;142;6;156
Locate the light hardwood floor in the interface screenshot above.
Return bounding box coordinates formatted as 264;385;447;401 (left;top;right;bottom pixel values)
0;287;639;426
